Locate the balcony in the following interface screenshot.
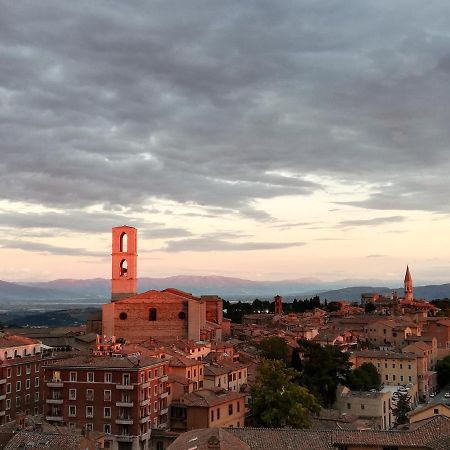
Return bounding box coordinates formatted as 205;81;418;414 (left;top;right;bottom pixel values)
159;407;169;415
47;380;63;388
140;431;151;441
0;379;6;385
46;415;63;422
116;384;134;390
46;399;63;404
160;392;169;399
0;394;6;401
139;399;149;407
116;435;134;443
116;401;134;407
139;416;149;424
161;375;168;382
0;411;5;417
116;418;133;425
142;381;151;388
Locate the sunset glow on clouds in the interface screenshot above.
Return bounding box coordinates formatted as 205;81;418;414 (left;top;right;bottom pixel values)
1;1;450;283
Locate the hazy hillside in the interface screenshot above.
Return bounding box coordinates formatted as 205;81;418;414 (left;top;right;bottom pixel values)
1;276;450;303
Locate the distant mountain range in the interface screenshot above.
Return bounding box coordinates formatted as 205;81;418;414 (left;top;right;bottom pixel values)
0;276;450;303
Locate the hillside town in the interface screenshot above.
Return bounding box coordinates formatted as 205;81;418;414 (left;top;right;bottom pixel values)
0;226;449;450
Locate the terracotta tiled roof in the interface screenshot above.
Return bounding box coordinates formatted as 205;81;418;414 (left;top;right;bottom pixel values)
229;428;334;450
168;428;250;450
114;288;199;303
178;388;245;408
0;334;39;348
45;354;164;369
333;415;450;449
352;350;417;360
4;431;84;450
168;354;204;368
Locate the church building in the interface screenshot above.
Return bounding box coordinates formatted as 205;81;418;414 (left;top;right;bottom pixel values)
102;226;226;343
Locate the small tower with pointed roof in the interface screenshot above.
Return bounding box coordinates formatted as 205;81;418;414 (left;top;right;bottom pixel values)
404;265;413;303
274;295;283;315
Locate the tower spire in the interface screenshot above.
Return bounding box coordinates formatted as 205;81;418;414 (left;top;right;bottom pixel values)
404;265;413;302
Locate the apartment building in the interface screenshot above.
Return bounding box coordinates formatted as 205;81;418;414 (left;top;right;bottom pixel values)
203;361;248;392
0;334;59;424
170;387;246;431
44;355;169;450
335;386;393;430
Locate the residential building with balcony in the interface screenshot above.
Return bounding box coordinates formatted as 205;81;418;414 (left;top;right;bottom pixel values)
44;354;169;450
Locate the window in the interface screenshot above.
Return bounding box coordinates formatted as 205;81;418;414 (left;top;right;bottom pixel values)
154;401;158;412
86;406;94;418
105;372;112;383
52;370;61;382
87;372;94;382
6;383;11;394
104;407;111;418
69;389;76;400
392;364;395;368
35;377;39;387
434;408;439;414
120;259;128;277
385;375;388;381
26;379;30;389
154;385;158;395
25;394;30;405
5;399;10;410
69;406;76;417
16;397;20;407
149;308;157;321
237;401;240;412
217;408;220;419
211;410;214;422
409;376;412;382
35;392;39;402
86;423;93;431
228;404;233;415
393;375;396;381
119;312;127;320
70;372;77;382
26;364;31;374
86;389;94;401
123;374;130;385
35;363;39;372
178;311;186;320
361;404;365;410
104;390;111;401
104;424;111;434
16;367;21;376
16;381;21;391
408;364;412;370
6;368;11;378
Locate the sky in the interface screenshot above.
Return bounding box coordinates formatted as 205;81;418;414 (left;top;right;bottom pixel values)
1;1;450;284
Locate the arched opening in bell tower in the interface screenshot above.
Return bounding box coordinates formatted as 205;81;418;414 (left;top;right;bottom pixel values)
120;259;128;277
120;232;128;252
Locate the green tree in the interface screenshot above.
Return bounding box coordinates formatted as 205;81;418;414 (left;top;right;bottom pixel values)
257;337;289;362
392;392;411;426
364;302;376;313
346;363;381;391
297;340;352;407
251;358;320;428
436;355;450;386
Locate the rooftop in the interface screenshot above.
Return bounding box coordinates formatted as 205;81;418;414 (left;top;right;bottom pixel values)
45;354;165;369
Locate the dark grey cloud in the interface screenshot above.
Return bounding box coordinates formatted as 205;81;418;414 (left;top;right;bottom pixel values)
0;0;450;228
339;215;405;227
0;239;104;256
160;237;305;252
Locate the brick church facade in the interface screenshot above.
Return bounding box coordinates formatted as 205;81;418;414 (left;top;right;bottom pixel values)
102;226;226;343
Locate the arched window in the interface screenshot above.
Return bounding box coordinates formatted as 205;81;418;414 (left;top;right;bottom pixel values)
120;232;128;253
120;259;128;277
149;308;157;321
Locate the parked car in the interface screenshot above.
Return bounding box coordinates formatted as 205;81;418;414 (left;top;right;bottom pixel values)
444;392;450;398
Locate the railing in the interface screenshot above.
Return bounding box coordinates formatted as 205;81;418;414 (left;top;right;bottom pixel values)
116;418;133;425
47;380;64;387
116;401;134;407
46;399;63;404
46;415;63;421
140;399;149;406
116;435;134;442
116;384;134;390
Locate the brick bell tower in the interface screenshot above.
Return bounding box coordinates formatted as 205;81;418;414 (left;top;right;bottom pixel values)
111;226;137;302
274;295;283;315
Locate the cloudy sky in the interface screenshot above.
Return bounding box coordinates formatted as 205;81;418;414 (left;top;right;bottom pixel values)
1;0;450;283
